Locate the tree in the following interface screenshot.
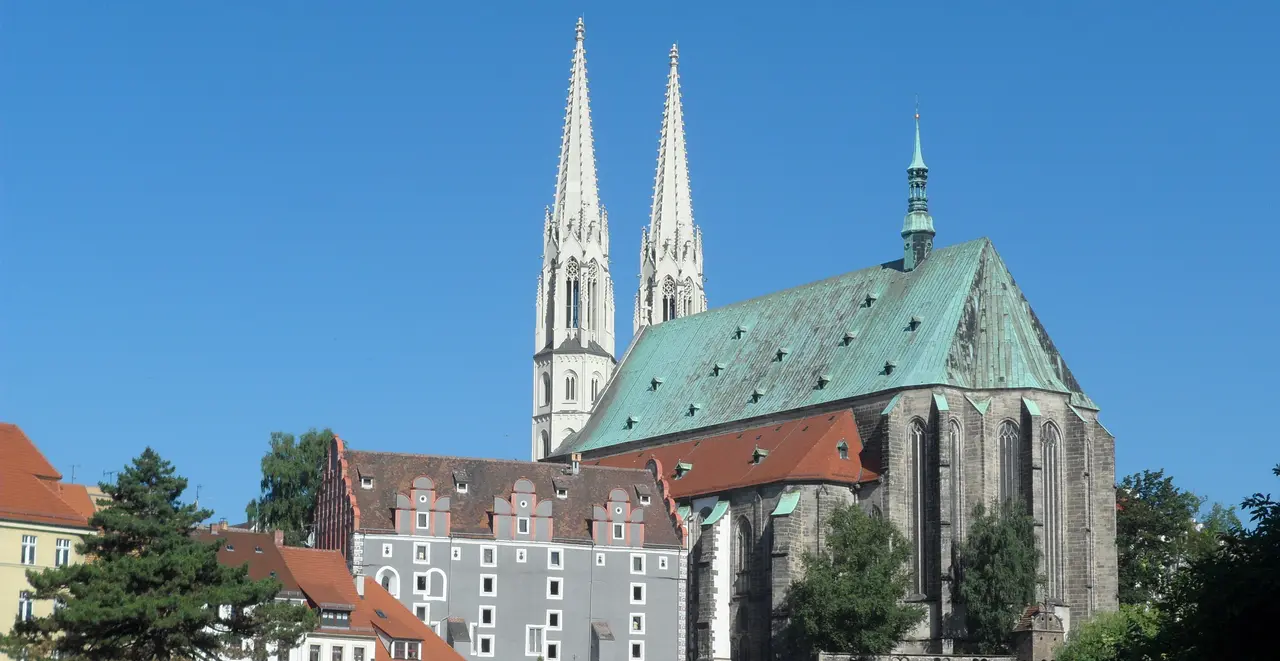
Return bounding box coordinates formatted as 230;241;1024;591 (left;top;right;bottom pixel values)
1053;605;1161;661
245;428;334;546
224;600;318;661
781;503;925;658
1115;469;1203;605
954;500;1039;654
0;448;315;661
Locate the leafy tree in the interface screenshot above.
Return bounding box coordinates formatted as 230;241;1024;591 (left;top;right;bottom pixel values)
245;428;334;546
781;503;925;658
1053;605;1161;661
1115;469;1203;605
224;600;318;661
0;448;315;661
954;500;1039;654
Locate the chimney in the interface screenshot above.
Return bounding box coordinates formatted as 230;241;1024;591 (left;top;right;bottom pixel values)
219;518;228;531
355;574;365;597
273;530;284;546
571;453;582;475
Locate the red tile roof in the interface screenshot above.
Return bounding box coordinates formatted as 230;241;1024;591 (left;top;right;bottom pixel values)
589;410;878;500
278;547;363;617
362;581;463;661
196;528;301;594
0;423;93;530
56;483;98;521
0;423;62;480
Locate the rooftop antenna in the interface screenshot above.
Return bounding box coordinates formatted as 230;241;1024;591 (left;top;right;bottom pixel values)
70;464;80;483
195;484;203;509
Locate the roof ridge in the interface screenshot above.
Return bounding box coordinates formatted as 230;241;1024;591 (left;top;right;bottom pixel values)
348;449;656;477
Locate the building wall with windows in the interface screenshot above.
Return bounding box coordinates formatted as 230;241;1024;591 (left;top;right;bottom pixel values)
0;522;88;640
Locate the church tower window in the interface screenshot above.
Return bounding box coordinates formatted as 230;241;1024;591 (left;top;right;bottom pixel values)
908;419;928;595
998;421;1021;503
565;372;578;402
590;374;601;404
540;373;552;407
566;260;581;329
540;431;551;460
1043;422;1065;598
733;517;752;595
661;278;677;321
949;419;964;539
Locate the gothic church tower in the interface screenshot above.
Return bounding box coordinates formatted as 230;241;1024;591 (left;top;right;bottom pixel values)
634;46;706;332
532;19;616;461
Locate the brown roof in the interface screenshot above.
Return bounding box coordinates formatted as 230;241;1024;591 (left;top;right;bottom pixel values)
278;546;361;615
0;423;62;480
197;528;301;595
589;410;878;500
362;581;463;661
345;450;684;548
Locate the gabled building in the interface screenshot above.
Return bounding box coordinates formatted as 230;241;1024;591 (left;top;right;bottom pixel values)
551;116;1119;658
314;436;689;661
0;423;97;661
201;525;461;661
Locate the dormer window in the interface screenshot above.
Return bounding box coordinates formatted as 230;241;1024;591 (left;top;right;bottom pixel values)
752;446;769;465
319;608;351;629
639;495;651;506
254;546;263;554
392;641;421;660
556;488;568;499
837;440;849;461
674;462;693;479
360;476;374;490
457;482;468;494
453;470;470;494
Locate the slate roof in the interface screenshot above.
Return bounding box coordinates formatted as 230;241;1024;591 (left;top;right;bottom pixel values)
345;451;684;548
589;411;877;499
558;239;1094;456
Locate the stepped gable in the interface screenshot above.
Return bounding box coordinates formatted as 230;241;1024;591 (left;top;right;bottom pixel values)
345;451;684;548
558;238;1094;456
589;410;877;499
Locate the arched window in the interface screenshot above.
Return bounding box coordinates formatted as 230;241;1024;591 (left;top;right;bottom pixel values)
564;372;577;402
424;568;447;601
375;566;400;599
949;419;964;540
540;431;551;460
540;373;551;407
565;260;581;329
908;419;928;595
587;261;600;330
1043;423;1065;598
733;517;752;595
590;374;602;404
661;278;677;321
683;277;695;317
998;421;1021;503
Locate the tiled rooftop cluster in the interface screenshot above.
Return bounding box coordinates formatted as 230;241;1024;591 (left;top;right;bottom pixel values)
0;423;97;529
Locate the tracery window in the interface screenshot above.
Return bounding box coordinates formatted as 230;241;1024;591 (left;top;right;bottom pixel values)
949;419;964;539
683;277;695;317
564;372;577;402
998;421;1021;503
565;260;581;329
587;261;600;330
733;517;752;595
590;374;602;404
1043;423;1065;598
908;419;928;595
661;278;677;321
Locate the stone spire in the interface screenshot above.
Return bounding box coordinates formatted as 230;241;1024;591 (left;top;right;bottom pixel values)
634;44;706;332
533;19;617;462
902;109;935;271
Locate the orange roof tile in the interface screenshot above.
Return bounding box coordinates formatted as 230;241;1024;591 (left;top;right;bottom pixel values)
197;528;301;594
57;484;98;521
1;422;62;480
589;410;878;500
278;547;362;613
0;464;92;529
362;581;463;660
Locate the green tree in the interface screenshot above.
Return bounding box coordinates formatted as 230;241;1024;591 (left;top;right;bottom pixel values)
224;600;318;661
1115;469;1202;605
0;448;315;661
781;503;925;659
245;428;334;546
954;500;1039;654
1053;605;1161;661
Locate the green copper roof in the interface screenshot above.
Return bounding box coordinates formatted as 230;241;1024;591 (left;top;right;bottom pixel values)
701;500;729;526
909;116;927;170
558;239;1096;455
1022;396;1042;416
771;491;801;517
933;393;950;412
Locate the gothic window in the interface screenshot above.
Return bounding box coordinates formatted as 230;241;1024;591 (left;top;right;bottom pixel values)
1043;422;1065;599
908;419;928;595
998;421;1021;503
949;419;964;539
661;278;677;321
564;372;578;402
540;373;551;407
587;261;600;330
683;277;695;317
540;431;551;460
565;260;581;329
733;517;752;595
590;373;602;404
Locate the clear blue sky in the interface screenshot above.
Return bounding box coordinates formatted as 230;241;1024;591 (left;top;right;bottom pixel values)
3;3;1277;522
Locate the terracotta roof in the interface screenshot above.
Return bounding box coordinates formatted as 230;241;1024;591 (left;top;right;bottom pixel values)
0;423;62;480
56;484;98;521
197;528;301;594
0;464;92;529
345;451;684;547
279;547;362;615
362;581;463;661
589;410;878;500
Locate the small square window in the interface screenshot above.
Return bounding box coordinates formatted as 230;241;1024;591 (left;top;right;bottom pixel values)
630;640;644;661
416;512;428;529
555;488;568;499
546;641;560;660
415;573;428;593
613;523;625;540
360;476;373;489
481;545;496;567
547;610;562;630
382;543;393;558
658;556;668;570
479;605;495;627
639;495;651;506
547;577;563;600
414;543;429;563
414;604;429;623
476;634;494;657
451;547;461;561
518;517;530;534
457;482;469;494
630;613;645;634
548;548;563;570
480;574;496;597
596;552;606;566
516;548;528;563
631;553;645;574
630;582;645;605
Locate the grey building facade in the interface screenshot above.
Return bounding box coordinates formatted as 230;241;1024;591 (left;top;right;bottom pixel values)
315;440;688;661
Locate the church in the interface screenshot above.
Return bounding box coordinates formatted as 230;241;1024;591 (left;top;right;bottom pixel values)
529;19;1118;660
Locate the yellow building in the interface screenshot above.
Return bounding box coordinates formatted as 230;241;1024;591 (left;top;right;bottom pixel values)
0;423;96;659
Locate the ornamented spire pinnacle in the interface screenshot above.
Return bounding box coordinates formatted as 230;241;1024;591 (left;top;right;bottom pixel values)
902;107;935;271
549;17;603;249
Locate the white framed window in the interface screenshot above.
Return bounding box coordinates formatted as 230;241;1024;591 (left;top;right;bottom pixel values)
20;535;36;565
518;517;530;535
555;488;567;499
414;572;429;594
525;625;545;657
658;556;668;570
596;552;606;566
17;591;34;621
414;603;429;623
417;512;429;529
479;605;495;628
376;566;401;598
630;613;645;635
382;543;393;558
432;621;441;636
451;547;462;561
629;640;644;661
612;523;624;540
480;574;497;597
545;640;561;661
457;482;469;494
480;545;497;567
516;548;528;563
423;568;447;600
546;609;562;631
630;582;646;605
546;577;563;600
631;553;646;574
476;634;494;657
360;476;373;489
414;542;430;564
547;548;563;570
639;495;651;506
55;538;71;567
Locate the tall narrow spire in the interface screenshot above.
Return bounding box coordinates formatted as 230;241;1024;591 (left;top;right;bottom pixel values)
550;17;603;246
635;44;706;332
902;109;935;271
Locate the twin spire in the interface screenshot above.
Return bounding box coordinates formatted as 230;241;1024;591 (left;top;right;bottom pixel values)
546;17;606;252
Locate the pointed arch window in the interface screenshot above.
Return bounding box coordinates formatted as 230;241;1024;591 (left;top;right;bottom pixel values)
949;419;964;539
1043;422;1065;598
661;278;677;322
540;431;551;460
564;372;578;402
998;421;1021;503
733;517;752;595
683;278;695;317
540;373;552;407
565;261;581;329
590;373;602;404
908;419;928;595
586;261;600;331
